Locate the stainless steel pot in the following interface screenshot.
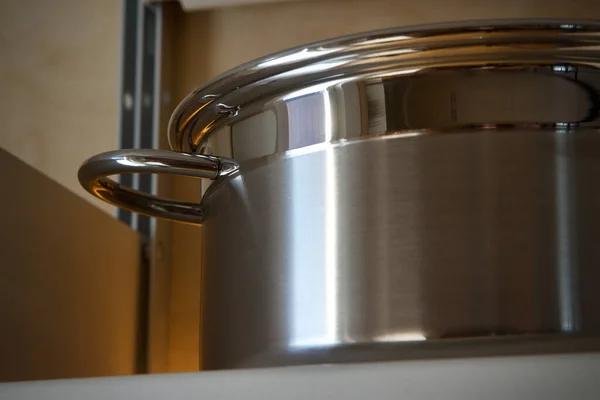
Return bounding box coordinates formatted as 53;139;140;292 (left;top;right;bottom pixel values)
79;20;600;370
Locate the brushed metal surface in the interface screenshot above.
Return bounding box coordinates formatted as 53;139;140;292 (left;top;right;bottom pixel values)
200;129;600;369
78;20;600;369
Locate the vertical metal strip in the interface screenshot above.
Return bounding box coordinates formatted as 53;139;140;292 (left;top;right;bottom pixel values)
118;0;160;239
147;1;171;374
138;4;159;237
555;127;580;333
117;0;139;226
131;0;145;232
118;0;164;373
138;1;163;374
149;4;163;245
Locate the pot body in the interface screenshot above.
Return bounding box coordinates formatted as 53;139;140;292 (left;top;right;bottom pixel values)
77;20;600;370
200;128;600;369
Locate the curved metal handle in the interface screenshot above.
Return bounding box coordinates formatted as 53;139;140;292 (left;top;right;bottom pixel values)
78;149;239;225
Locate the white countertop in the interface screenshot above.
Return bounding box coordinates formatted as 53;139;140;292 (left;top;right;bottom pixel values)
2;352;600;400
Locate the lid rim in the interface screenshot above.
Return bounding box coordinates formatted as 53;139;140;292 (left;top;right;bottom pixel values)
168;18;600;153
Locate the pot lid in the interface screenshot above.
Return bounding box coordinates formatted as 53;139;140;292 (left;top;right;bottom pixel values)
168;19;600;154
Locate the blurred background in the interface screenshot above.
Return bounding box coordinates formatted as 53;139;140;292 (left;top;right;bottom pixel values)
1;0;599;383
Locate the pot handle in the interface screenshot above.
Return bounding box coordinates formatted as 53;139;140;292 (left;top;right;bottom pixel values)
78;149;239;225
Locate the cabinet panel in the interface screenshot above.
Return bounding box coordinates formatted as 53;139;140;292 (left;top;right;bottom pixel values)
0;149;141;382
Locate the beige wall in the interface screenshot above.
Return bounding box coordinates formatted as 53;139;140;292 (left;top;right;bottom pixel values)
175;0;600;95
0;0;122;213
